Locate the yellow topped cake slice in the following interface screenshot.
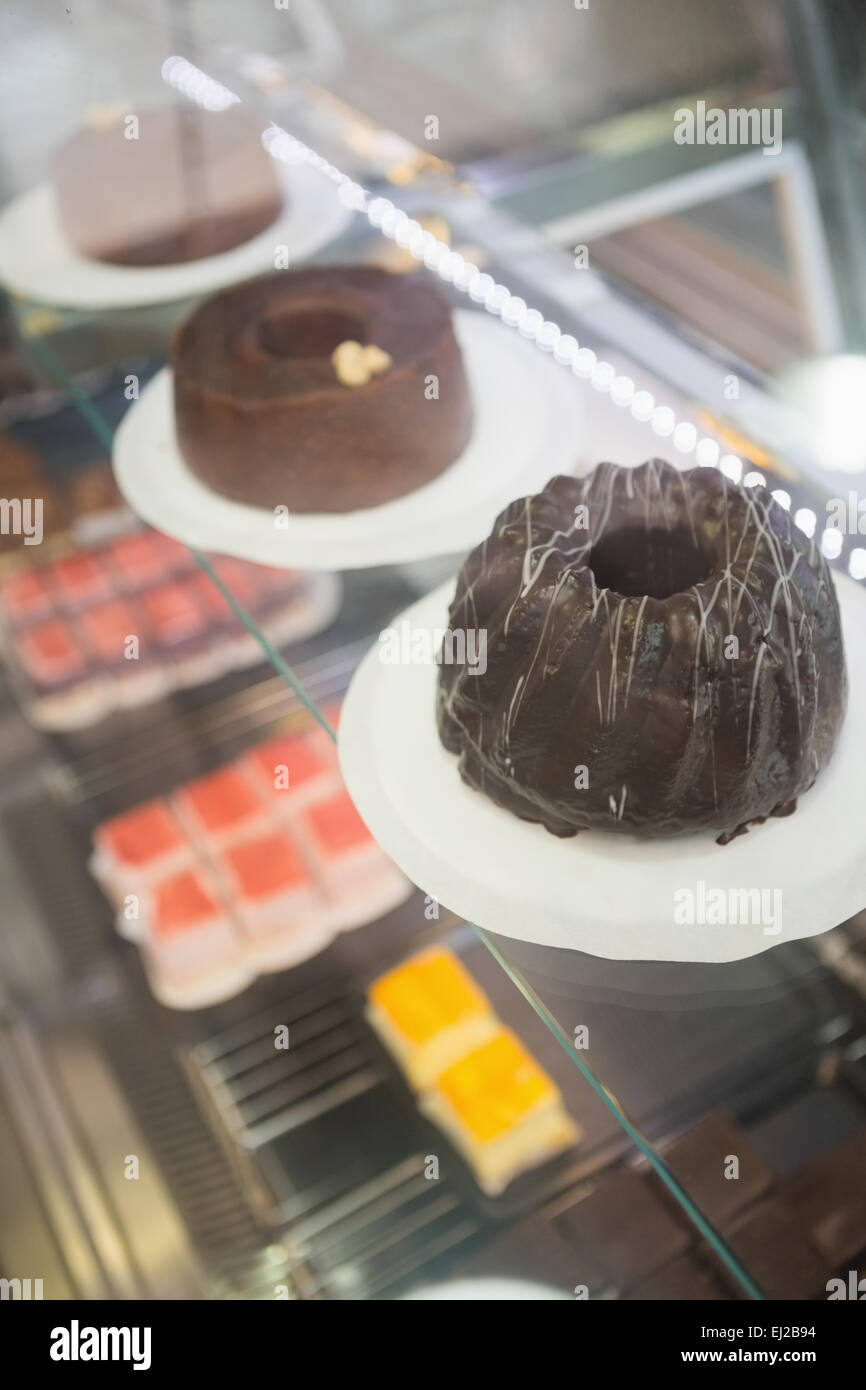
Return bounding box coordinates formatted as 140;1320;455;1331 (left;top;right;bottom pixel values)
421;1028;581;1194
365;947;498;1089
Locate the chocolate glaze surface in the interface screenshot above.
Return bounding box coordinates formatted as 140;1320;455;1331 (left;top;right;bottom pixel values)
173;267;473;513
437;459;847;840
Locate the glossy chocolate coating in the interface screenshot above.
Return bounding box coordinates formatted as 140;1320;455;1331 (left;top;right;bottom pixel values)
437;459;847;840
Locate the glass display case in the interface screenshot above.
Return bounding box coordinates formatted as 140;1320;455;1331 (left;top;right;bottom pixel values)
1;0;865;1311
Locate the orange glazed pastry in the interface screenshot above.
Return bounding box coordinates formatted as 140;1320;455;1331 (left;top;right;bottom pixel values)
365;947;498;1090
421;1028;580;1194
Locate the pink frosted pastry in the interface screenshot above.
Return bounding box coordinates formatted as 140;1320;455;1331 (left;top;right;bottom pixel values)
14;617;107;727
48;552;113;611
295;788;411;928
16;617;85;686
240;732;340;819
142;869;250;1008
140;579;221;685
92;799;194;904
107;530;176;592
219;830;332;966
173;766;269;852
0;569;54;626
78;597;165;706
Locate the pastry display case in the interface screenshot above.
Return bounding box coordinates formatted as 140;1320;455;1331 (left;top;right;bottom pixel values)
1;0;865;1318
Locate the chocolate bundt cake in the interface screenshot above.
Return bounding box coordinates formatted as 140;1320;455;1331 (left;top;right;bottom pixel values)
437;459;847;842
173;267;473;513
53;106;282;266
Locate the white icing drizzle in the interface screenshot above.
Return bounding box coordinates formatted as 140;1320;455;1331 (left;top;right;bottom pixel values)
608;784;628;820
441;459;832;821
606;599;626;723
746;641;767;750
689;575;725;720
504;673;525;749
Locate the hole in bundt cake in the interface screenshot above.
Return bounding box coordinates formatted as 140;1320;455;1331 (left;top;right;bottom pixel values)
589;525;714;599
256;307;368;359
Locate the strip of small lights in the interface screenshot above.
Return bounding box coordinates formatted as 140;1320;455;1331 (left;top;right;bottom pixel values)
162;55;240;111
163;55;866;577
821;527;844;560
794;506;817;538
161;55;746;478
268;121;759;485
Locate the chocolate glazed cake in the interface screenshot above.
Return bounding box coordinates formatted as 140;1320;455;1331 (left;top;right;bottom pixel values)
173;267;473;513
437;459;847;842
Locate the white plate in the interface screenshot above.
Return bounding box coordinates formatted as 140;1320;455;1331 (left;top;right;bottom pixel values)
0;164;351;308
338;574;866;964
112;309;586;570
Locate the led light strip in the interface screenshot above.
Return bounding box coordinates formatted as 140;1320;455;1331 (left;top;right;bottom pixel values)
163;56;861;577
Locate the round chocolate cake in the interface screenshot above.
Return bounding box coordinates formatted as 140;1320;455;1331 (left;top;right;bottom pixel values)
173;267;473;513
437;459;847;842
53;107;283;267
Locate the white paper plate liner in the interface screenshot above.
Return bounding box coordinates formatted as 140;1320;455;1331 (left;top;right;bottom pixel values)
338;574;866;964
112;310;585;569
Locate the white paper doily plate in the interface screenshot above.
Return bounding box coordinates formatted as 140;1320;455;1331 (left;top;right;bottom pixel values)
0;164;351;309
111;309;585;570
338;574;866;964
